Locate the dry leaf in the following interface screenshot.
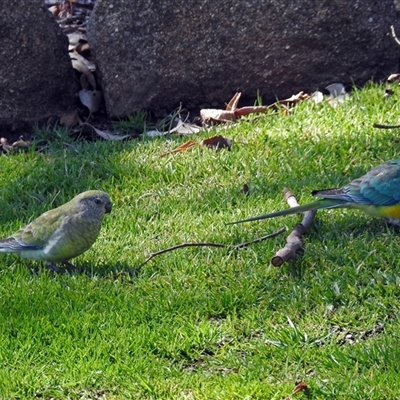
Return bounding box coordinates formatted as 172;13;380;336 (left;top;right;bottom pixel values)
79;89;103;114
310;85;349;106
83;123;130;141
201;92;269;123
226;92;242;111
200;135;232;150
80;74;90;90
170;119;202;135
160;134;232;156
70;51;96;71
292;381;308;395
67;32;87;51
310;91;324;104
326;83;346;98
200;108;237;123
0;137;13;152
160;140;198;157
384;88;395;98
76;42;90;55
48;5;60;16
387;73;400;83
0;137;30;152
234;105;268;116
60;111;80;127
91;126;130;141
325;83;349;106
145;129;166;137
71;59;97;89
277;91;311;106
240;183;250;196
12;137;31;150
146;119;202;137
70;52;97;89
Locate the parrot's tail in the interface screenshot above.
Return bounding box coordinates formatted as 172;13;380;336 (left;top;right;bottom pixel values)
228;198;345;224
0;237;31;252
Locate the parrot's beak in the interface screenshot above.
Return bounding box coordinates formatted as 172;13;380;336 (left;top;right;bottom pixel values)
105;202;112;213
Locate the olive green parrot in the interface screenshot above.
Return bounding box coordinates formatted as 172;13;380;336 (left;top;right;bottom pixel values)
229;159;400;225
0;190;112;271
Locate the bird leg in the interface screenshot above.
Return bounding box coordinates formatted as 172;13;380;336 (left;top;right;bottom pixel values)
45;261;77;273
386;218;400;227
62;261;78;273
45;261;61;273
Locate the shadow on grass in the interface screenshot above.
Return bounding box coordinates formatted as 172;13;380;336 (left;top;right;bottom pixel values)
24;260;144;282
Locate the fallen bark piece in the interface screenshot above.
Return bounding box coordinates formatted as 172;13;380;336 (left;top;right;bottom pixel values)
271;188;316;266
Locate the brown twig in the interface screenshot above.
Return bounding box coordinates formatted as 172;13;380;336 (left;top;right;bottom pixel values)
135;228;286;270
232;228;286;249
271;188;317;266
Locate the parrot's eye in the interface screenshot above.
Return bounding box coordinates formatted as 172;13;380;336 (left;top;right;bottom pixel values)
94;198;102;205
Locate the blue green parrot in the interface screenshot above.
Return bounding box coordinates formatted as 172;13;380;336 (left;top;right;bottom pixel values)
0;190;112;271
229;159;400;225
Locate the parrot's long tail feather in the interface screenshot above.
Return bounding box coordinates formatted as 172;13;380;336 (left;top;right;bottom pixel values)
228;198;344;224
0;237;33;252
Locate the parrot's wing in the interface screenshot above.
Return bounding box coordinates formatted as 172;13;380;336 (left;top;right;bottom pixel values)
313;159;400;207
229;159;400;225
12;208;68;250
312;187;353;202
355;159;400;205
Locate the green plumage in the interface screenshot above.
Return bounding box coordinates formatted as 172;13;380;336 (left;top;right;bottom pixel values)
229;158;400;224
0;190;112;270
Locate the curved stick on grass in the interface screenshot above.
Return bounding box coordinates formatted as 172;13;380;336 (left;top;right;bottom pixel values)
271;188;317;267
135;228;285;270
232;228;285;250
373;123;400;129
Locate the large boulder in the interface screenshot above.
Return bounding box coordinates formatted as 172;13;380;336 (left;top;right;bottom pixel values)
88;0;400;117
0;0;78;133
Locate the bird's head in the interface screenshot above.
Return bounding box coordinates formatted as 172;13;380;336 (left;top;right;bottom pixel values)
73;190;112;217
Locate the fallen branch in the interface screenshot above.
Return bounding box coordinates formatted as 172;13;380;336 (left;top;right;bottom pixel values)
135;187;318;269
271;188;317;266
135;228;285;270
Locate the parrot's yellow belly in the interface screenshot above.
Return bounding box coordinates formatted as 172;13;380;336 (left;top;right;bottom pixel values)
377;204;400;219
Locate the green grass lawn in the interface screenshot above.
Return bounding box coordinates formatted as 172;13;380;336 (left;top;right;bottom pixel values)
1;83;400;399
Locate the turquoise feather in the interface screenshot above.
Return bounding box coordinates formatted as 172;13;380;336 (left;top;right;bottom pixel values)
229;158;400;224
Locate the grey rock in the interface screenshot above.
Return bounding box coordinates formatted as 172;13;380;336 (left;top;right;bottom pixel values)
88;0;400;117
0;0;78;132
